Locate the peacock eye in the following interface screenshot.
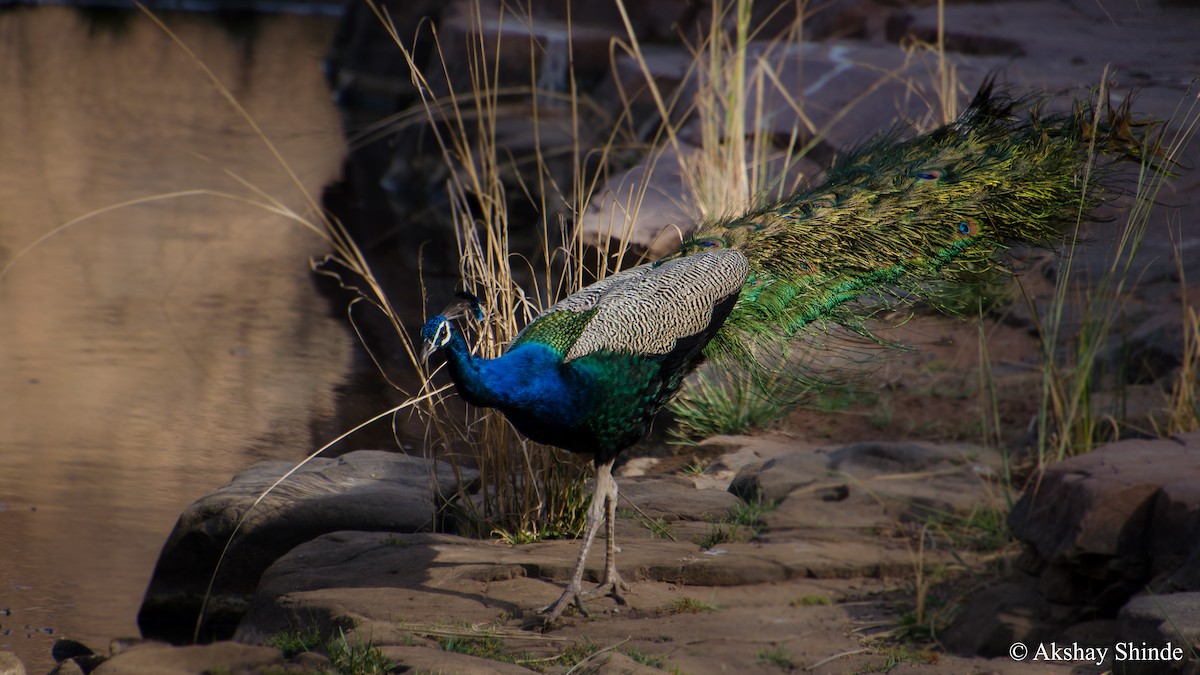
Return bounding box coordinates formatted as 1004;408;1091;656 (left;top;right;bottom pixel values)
436;322;451;347
956;218;980;237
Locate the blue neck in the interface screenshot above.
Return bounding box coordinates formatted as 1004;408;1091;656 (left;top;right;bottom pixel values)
438;330;500;408
438;329;570;408
436;327;585;443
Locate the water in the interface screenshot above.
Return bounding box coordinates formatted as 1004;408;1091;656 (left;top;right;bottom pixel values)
0;8;354;671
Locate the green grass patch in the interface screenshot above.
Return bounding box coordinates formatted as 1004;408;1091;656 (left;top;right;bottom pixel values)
810;385;879;413
756;647;796;671
552;639;601;668
693;525;733;550
621;647;667;669
855;644;939;674
639;516;675;539
437;633;506;661
325;629;393;675
267;625;322;659
919;504;1013;552
693;497;776;549
790;594;832;607
680;458;711;476
668;596;717;613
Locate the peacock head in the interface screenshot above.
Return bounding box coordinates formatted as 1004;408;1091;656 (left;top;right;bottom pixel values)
421;293;481;362
420;316;455;362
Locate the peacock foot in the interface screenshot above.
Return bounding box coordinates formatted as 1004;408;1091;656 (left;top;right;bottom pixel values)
580;572;629;605
538;573;631;629
538;583;589;628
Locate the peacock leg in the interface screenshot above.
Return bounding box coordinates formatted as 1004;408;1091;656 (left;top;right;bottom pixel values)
539;458;613;624
580;465;629;603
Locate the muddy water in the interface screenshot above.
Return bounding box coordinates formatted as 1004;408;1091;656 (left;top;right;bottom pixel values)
0;8;354;671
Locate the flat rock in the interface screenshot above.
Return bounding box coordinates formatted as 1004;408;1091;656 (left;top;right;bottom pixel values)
826;440;962;475
617;474;742;521
587;651;664;674
727;438;1004;540
234;526;931;644
377;644;534;674
138;450;465;645
91;642;285;675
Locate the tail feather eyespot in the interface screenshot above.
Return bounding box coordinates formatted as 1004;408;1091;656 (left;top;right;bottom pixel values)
956;218;981;237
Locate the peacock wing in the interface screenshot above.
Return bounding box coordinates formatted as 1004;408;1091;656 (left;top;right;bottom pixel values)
513;250;749;361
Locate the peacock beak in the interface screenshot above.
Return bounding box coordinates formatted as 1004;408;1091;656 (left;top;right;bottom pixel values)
419;341;436;363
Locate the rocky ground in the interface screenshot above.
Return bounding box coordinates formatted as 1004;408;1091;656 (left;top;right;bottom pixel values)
17;431;1200;674
4;0;1199;673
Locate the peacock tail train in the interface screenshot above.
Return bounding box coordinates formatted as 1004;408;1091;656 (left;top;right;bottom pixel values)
670;80;1158;370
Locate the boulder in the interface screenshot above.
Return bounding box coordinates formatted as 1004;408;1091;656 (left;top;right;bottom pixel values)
0;652;25;675
1008;434;1200;606
138;450;465;645
50;639;93;664
727;448;826;504
1116;593;1200;675
940;579;1070;658
1168;536;1200;593
47;638;107;675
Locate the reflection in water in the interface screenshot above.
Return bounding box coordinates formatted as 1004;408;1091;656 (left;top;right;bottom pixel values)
0;8;351;671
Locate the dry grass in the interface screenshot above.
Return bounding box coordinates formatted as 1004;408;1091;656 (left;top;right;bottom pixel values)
368;0;645;538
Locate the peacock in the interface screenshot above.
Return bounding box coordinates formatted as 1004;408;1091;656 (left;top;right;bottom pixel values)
420;80;1155;625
